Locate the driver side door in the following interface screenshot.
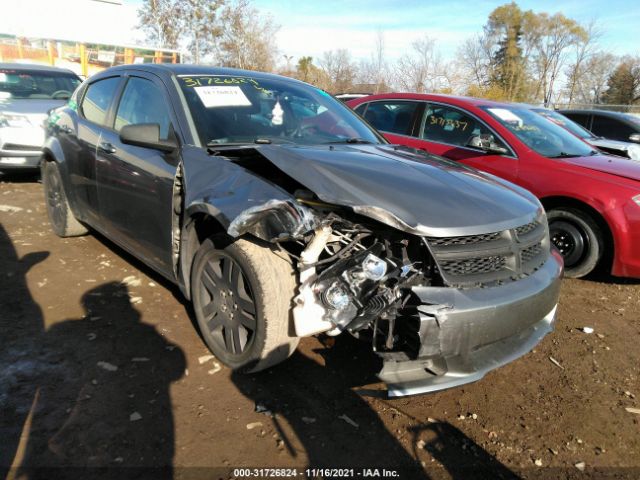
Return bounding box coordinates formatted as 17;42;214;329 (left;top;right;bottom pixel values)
417;103;519;184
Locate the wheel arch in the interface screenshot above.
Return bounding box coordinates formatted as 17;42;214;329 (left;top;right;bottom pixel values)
540;195;615;272
178;208;233;300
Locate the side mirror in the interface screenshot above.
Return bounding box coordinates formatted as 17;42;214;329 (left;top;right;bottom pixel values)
629;133;640;143
119;123;177;152
467;133;509;155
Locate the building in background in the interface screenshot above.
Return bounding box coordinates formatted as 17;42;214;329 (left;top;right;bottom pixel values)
0;0;181;77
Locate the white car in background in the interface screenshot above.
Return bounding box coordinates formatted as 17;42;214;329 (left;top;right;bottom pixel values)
1;63;81;172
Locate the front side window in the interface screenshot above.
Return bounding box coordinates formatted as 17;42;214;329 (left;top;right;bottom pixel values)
81;77;121;126
592;115;634;140
0;68;80;100
362;101;419;135
534;109;593;140
115;77;171;139
421;104;505;150
484;106;595;158
177;75;383;146
564;112;591;129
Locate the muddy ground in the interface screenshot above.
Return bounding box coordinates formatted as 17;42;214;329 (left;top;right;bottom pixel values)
0;172;639;480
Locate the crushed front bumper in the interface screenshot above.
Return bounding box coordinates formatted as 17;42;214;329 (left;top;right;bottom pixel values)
380;252;563;397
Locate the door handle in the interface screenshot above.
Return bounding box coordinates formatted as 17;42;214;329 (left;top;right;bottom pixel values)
98;142;116;154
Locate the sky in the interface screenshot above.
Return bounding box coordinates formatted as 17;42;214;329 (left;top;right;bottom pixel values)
2;0;638;64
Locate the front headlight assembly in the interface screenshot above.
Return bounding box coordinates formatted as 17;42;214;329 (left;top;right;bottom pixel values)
0;112;32;128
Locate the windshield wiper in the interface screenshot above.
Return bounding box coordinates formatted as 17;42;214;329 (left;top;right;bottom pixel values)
325;137;374;145
206;138;274;148
549;152;581;158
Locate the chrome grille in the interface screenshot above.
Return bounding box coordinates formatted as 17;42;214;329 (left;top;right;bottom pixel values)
428;232;501;247
515;221;538;237
440;255;506;276
426;217;549;287
521;243;542;263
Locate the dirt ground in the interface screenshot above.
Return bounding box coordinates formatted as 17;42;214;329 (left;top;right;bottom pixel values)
1;172;639;480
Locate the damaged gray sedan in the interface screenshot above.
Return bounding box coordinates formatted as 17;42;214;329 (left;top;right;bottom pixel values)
42;65;563;396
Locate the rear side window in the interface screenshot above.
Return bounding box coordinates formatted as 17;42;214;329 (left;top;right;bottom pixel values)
591;115;635;141
353;103;367;116
421;104;501;149
362;101;419;135
114;77;171;140
81;77;120;126
563;112;591;129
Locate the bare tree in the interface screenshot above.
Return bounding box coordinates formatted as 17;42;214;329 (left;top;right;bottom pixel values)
395;36;445;93
320;49;357;93
216;0;280;71
531;13;587;105
570;51;617;104
565;21;601;103
137;0;182;49
456;33;493;90
181;0;225;64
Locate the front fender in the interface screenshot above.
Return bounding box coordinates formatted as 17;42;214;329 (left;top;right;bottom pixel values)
182;146;316;241
42;136;81;217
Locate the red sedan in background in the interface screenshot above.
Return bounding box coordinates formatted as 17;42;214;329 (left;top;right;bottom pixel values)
347;94;640;279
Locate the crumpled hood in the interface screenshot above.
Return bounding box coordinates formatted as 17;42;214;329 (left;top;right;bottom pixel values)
561;154;640;182
256;144;541;236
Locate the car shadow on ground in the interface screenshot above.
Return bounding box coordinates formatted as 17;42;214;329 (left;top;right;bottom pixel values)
231;334;520;479
0;171;41;183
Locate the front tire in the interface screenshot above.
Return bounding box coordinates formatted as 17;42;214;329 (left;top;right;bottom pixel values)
548;208;602;278
42;161;87;237
191;237;299;373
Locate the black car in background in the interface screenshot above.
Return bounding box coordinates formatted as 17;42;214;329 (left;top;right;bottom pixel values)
41;64;561;396
532;108;640;160
0;63;81;171
560;109;640;145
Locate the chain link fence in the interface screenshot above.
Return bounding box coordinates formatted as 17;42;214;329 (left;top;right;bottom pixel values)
552;103;640;116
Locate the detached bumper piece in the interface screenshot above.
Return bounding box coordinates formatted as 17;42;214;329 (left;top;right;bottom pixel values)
379;255;562;397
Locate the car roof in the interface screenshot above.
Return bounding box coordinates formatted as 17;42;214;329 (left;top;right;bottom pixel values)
0;62;78;75
95;64;310;87
351;92;519;109
560;109;636;119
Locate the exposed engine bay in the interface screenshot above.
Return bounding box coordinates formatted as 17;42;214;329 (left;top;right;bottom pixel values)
198;144;561;396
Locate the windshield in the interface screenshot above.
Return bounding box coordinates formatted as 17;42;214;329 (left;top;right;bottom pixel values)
0;68;81;100
178;75;383;146
533;108;594;140
484;106;595;158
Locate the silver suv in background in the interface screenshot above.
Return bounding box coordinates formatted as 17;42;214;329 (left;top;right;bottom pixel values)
0;63;81;171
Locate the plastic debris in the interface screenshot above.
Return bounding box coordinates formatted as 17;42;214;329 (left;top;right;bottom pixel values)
207;362;222;375
129;296;143;304
579;327;594;334
129;412;142;422
122;275;142;287
549;356;564;369
87;333;97;341
198;355;215;364
246;422;263;430
97;361;118;372
255;403;273;417
0;205;23;213
625;407;640;415
574;461;585;471
338;414;359;428
534;459;543;467
302;417;316;424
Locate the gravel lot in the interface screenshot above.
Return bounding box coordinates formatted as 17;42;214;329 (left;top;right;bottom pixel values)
1;173;639;479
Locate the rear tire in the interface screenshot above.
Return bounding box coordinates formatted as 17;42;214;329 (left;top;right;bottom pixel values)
191;237;299;373
548;208;602;278
42;161;87;237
